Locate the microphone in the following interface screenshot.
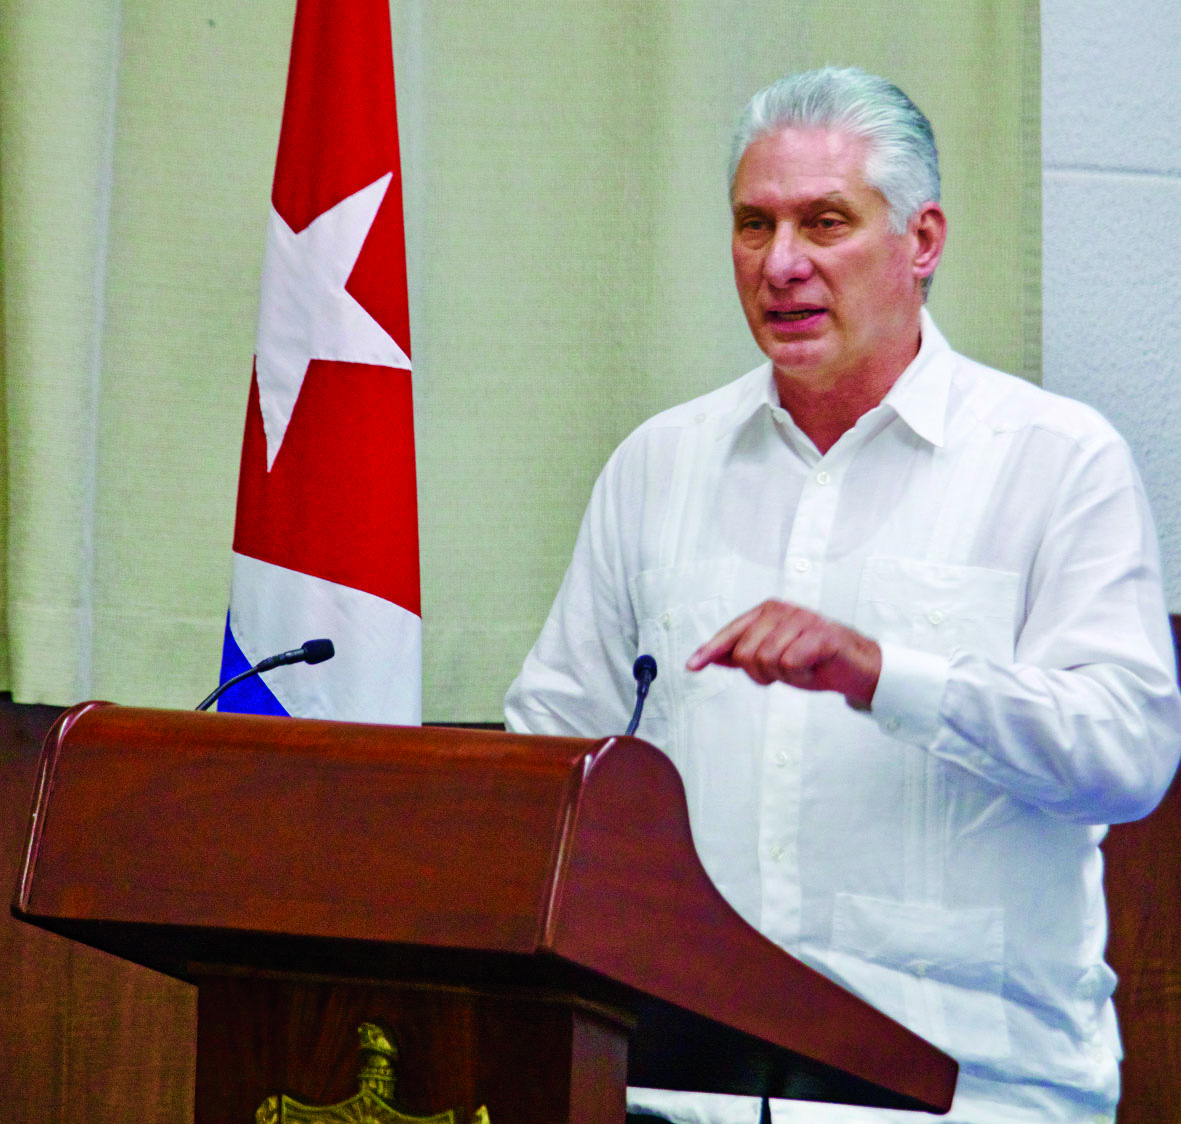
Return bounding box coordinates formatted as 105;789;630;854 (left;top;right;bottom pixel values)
624;654;658;737
254;638;335;673
195;639;336;712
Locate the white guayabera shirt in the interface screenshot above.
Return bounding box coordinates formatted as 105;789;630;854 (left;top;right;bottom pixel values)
504;312;1181;1124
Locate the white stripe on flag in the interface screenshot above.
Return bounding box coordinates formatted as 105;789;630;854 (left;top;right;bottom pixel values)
229;551;421;724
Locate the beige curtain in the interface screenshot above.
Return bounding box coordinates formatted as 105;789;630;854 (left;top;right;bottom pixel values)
0;0;1041;723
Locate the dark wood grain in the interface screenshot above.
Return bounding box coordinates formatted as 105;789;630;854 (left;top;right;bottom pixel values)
15;702;956;1113
17;704;593;951
1103;770;1181;1121
0;696;195;1124
193;973;629;1124
1096;614;1181;1123
0;698;70;1120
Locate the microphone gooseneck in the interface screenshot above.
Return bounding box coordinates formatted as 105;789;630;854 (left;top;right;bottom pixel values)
625;654;658;737
195;639;336;712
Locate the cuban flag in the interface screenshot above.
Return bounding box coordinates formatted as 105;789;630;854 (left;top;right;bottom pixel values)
218;0;421;722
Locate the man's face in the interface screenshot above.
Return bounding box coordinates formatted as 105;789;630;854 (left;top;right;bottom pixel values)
730;127;943;396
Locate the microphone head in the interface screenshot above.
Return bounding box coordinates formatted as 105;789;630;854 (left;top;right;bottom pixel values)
301;639;335;665
633;654;657;683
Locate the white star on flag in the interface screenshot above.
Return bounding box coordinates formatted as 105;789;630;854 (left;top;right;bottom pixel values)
254;171;411;468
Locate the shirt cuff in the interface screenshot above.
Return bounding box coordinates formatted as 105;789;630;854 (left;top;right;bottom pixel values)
870;642;950;744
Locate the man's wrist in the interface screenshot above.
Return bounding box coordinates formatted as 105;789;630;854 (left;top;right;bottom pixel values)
844;636;882;711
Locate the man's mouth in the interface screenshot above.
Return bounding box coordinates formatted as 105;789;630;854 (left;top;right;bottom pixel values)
767;308;825;323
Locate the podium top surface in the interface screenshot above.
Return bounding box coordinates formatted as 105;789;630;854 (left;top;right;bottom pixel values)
14;702;956;1113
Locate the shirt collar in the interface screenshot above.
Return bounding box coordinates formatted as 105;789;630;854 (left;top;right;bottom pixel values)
882;307;952;448
725;307;952;450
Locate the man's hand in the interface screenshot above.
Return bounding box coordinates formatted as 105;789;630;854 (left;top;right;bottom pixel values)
686;600;882;710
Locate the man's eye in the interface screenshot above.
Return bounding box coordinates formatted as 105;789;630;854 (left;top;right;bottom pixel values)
813;214;847;232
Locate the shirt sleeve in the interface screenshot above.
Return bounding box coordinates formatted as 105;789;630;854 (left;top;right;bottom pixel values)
870;430;1181;824
504;451;639;739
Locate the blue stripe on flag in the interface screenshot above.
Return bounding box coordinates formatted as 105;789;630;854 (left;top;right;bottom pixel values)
217;613;289;716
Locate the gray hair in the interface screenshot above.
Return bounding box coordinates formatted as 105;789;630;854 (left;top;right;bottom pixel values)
729;67;940;236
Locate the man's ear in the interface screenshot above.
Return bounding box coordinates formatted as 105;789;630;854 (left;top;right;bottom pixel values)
912;203;947;281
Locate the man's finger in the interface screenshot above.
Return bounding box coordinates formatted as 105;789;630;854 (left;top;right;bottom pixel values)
771;628;834;688
685;604;765;671
744;611;811;683
731;608;802;682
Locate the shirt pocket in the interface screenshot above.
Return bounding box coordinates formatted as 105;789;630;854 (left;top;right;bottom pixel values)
630;561;770;865
854;557;1021;662
825;892;1011;1065
630;559;743;711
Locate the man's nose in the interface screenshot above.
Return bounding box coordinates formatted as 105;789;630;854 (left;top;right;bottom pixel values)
763;226;813;286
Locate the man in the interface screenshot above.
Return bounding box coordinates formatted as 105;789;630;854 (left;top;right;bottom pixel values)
505;68;1181;1123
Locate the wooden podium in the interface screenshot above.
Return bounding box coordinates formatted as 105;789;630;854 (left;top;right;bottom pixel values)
13;702;957;1122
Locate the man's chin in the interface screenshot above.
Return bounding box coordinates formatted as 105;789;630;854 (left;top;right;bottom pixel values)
762;338;834;379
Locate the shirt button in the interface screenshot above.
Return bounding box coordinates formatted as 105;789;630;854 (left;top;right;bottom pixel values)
927;609;945;625
884;717;901;733
660;612;671;627
793;558;810;573
911;960;931;978
815;470;831;485
695;412;707;424
769;845;785;862
775;750;788;767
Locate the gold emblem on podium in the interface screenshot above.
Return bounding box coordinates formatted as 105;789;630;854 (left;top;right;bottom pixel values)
256;1022;490;1124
